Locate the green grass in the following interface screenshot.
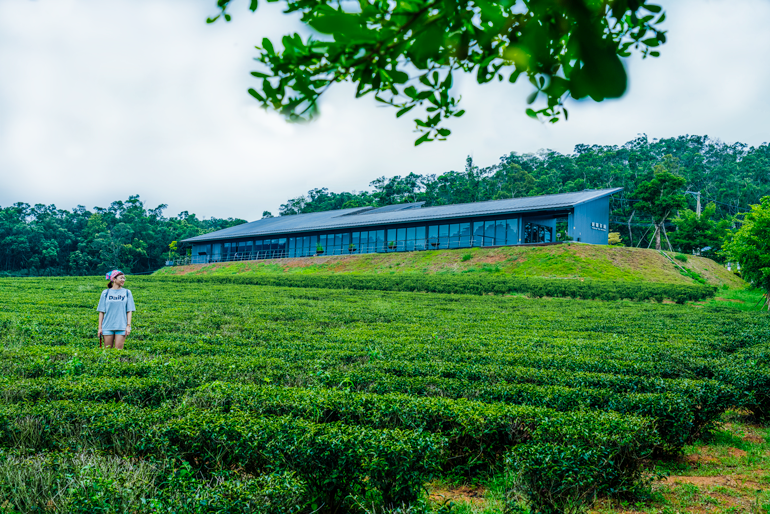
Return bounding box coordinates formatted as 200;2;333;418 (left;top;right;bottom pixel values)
702;287;767;312
159;245;746;290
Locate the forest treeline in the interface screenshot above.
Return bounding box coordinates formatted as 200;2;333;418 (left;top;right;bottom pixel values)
0;197;245;276
2;135;767;276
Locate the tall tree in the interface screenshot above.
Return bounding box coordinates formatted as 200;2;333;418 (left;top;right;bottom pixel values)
722;197;770;310
370;173;426;205
631;162;686;251
670;202;731;257
211;1;666;144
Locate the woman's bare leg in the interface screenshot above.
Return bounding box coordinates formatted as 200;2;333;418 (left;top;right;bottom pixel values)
114;334;126;350
103;334;115;348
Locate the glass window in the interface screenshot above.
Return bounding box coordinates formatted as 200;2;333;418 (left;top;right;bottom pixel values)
377;230;385;252
387;228;396;250
438;225;449;249
334;233;342;248
449;224;460;248
319;235;327;250
428;225;439;248
310;235;317;251
523;222;551;244
459;223;471;247
288;238;295;257
507;219;518;245
495;220;506;245
406;239;415;251
245;241;253;257
485;220;496;246
415;226;426;250
406;227;415;241
352;232;359;247
473;221;485;246
358;231;367;253
393;228;404;251
342;233;350;247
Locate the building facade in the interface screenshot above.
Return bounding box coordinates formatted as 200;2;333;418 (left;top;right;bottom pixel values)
182;188;621;264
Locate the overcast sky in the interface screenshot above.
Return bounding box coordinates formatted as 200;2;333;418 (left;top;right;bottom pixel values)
1;0;769;221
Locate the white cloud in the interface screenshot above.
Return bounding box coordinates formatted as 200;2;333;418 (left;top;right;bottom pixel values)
1;0;768;220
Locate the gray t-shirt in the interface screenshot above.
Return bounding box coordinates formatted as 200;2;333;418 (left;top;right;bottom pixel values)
97;288;136;331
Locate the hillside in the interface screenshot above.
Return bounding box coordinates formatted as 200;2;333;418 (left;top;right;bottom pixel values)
155;243;745;289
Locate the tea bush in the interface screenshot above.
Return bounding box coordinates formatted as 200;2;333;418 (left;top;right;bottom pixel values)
0;276;766;512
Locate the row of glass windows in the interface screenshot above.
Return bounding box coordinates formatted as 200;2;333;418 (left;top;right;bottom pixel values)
195;217;555;262
289;219;524;257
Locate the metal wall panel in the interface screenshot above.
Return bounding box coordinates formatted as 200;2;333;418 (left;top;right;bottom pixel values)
572;196;610;244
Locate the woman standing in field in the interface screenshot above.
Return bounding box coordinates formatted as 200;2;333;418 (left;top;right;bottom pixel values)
97;270;136;350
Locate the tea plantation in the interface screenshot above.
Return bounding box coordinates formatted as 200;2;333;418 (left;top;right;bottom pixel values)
0;276;767;513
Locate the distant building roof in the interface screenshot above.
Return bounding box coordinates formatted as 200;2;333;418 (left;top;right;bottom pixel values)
183;188;622;243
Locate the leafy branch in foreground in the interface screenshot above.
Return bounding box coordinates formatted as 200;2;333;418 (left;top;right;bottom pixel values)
210;0;666;145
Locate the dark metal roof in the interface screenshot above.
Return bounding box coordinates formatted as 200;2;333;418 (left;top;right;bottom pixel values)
183;188;622;243
359;202;426;214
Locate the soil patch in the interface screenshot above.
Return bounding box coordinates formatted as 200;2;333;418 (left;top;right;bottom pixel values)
668;475;738;488
682;453;719;465
429;485;486;506
667;473;764;489
741;434;765;444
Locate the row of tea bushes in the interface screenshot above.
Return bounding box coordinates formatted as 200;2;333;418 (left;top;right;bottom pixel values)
183;381;661;472
0;392;660;512
0;343;742;446
317;369;696;451
0;353;709;452
0;450;305;514
0;375;663;472
357;360;738;432
150;274;717;303
0;400;444;511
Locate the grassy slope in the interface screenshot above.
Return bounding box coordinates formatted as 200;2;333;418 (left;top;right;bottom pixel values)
157;244;746;289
